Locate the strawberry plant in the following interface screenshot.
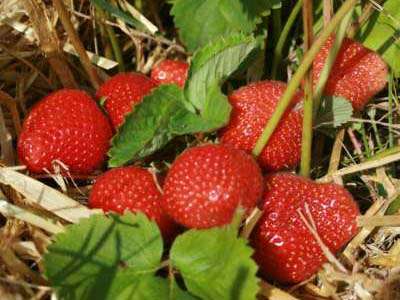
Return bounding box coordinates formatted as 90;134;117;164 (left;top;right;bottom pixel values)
0;0;400;299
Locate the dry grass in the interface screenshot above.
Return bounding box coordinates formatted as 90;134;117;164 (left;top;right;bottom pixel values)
0;1;399;299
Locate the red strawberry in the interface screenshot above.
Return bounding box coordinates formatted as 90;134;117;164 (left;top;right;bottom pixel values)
151;59;189;88
18;89;112;174
313;36;388;111
162;144;263;229
96;73;157;128
251;173;359;284
89;166;178;241
220;81;303;172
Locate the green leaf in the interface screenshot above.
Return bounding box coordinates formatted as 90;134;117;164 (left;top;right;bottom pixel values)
170;224;259;300
171;0;275;51
185;33;262;113
108;85;185;167
44;213;163;300
169;110;218;135
170;84;231;134
114;274;198;300
357;0;400;76
315;96;353;128
387;195;400;215
91;0;145;30
201;83;232;128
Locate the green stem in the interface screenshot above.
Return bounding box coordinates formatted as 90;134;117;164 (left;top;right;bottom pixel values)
271;0;302;80
369;109;383;150
300;0;314;178
272;7;282;45
366;145;400;162
359;122;372;157
97;7;125;72
313;8;354;116
105;23;125;72
252;0;358;157
388;71;394;148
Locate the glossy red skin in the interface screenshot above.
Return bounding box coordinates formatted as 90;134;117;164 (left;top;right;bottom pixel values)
18;89;112;174
89;166;178;241
220;81;303;171
96;73;157;128
162;144;263;229
313;36;388;111
151;59;189;88
251;173;359;284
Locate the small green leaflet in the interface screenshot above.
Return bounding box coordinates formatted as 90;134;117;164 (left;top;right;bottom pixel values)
387;194;400;215
171;83;232;135
356;0;400;76
113;274;197;300
185;34;262;112
170;223;259;300
315;96;353;128
108;85;184;167
109;34;262;167
44;213;163;300
170;0;276;51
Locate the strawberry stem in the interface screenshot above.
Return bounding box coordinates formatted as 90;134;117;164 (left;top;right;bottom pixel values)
271;0;302;80
299;0;314;178
272;7;282;46
312;8;354;117
300;7;354;177
104;16;125;72
388;71;395;148
96;8;125;72
252;0;358;158
366;145;400;162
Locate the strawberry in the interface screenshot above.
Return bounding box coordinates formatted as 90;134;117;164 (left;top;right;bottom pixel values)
89;166;178;241
162;144;263;229
313;36;388;111
96;73;157;128
18;89;112;174
151;59;189;88
251;173;359;284
220;81;303;172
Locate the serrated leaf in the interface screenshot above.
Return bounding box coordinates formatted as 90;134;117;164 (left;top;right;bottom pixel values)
112;274;198;300
315;96;353;128
44;213;163;300
168;110;218;135
170;84;231;134
185;33;262;113
357;0;400;76
171;0;276;51
108;85;185;167
170;224;259;300
201;83;232;128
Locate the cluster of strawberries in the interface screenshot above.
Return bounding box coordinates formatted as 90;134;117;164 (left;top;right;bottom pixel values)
17;37;387;284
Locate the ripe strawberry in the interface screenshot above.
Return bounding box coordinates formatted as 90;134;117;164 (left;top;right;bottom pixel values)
96;73;157;128
313;36;388;111
18;89;112;174
220;81;303;172
162;144;263;229
151;59;189;88
89;166;178;240
251;173;359;284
